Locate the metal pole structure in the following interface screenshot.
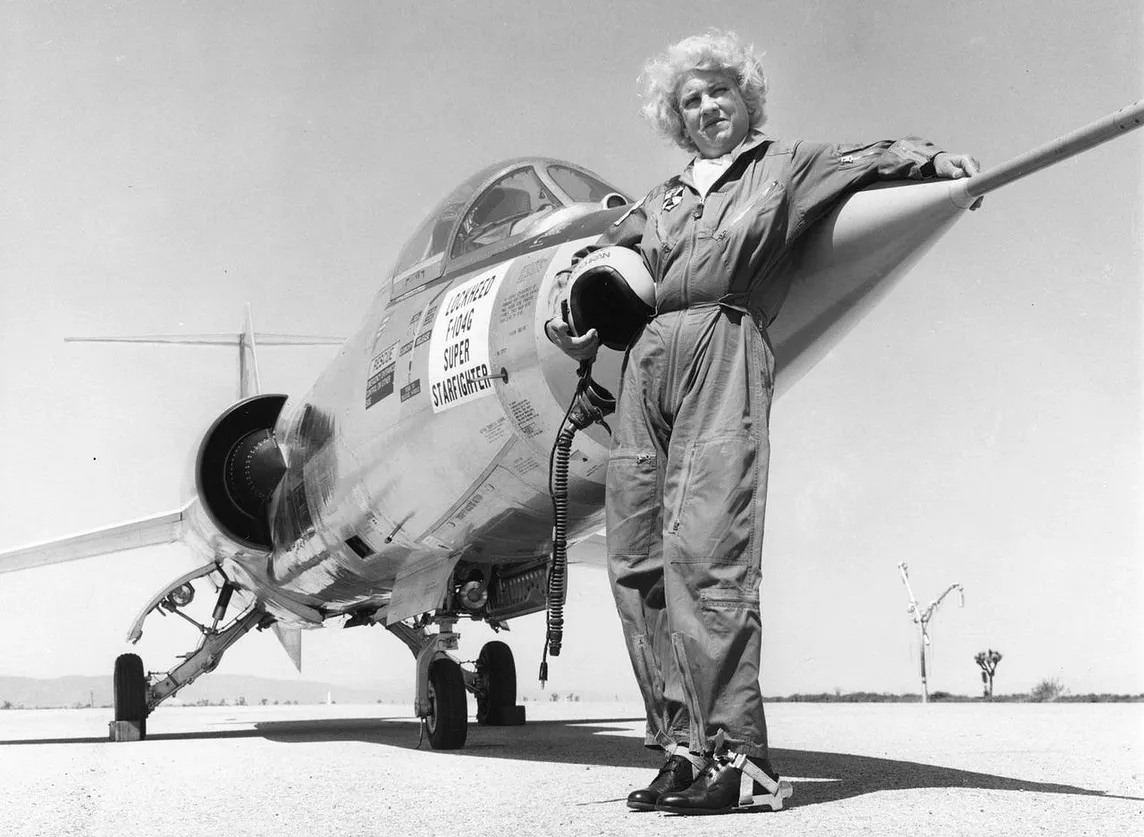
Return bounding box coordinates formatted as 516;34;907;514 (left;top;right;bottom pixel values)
950;98;1144;206
897;562;927;702
898;562;964;703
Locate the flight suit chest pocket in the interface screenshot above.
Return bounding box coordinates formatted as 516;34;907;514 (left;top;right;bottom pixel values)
714;179;786;263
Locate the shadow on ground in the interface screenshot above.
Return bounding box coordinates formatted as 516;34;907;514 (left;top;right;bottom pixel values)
4;713;1139;808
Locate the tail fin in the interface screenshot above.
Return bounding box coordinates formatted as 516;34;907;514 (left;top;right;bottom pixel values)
239;304;261;398
66;304;344;400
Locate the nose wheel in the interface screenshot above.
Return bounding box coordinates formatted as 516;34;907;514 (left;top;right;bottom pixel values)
425;658;467;750
476;640;526;726
390;621;527;750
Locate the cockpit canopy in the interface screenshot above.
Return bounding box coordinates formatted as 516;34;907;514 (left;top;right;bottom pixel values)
390;158;631;298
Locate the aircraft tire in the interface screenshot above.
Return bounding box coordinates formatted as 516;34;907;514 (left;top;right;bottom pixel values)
426;658;467;750
476;640;519;726
113;653;148;731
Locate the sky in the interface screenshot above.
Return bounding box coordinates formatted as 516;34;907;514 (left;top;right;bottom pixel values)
0;0;1140;703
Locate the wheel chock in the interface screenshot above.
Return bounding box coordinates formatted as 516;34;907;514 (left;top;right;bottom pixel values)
108;720;146;742
489;704;526;726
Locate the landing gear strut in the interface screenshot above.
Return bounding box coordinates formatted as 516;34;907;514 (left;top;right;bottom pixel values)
109;563;269;742
386;621;527;750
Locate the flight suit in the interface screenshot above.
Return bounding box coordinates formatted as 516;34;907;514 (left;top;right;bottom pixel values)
597;131;941;757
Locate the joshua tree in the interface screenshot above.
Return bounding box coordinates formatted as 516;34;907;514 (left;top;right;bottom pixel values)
974;648;1003;698
898;562;964;703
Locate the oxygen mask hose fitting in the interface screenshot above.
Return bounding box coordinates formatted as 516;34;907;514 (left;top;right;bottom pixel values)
568;360;616;432
540;360;615;685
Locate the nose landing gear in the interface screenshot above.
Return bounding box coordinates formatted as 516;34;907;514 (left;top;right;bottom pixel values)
425;658;468;750
387;621;527;750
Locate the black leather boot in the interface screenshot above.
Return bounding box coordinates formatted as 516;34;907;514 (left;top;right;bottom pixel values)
655;754;793;815
626;753;702;811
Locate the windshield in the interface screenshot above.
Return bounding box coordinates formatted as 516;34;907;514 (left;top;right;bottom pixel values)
389;158;631;287
451;168;559;258
390;193;470;279
547;164;628;204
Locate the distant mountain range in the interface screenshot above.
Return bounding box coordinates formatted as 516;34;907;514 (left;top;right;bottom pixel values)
0;674;409;709
3;674;1137;710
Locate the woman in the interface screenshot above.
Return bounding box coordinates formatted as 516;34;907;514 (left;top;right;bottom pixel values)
546;29;980;816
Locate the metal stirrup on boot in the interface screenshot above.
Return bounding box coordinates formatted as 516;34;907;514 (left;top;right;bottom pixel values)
728;753;794;811
667;742;710;776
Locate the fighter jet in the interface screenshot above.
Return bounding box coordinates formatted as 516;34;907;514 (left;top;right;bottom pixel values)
1;100;1140;748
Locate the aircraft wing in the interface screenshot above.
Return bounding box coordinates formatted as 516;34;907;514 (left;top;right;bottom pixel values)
0;503;190;574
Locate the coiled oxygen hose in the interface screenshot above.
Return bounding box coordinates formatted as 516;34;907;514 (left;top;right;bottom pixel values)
539;361;614;685
545;423;576;654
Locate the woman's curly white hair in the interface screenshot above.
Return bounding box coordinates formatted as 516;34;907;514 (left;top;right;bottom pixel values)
640;29;768;154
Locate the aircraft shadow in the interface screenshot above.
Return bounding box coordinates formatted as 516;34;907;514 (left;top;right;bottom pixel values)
253;715;1144;807
4;714;1139;807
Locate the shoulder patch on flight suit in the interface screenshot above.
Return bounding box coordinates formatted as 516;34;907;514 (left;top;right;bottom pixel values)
661;185;685;213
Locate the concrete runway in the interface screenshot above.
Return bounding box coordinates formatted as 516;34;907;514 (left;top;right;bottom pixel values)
0;701;1140;836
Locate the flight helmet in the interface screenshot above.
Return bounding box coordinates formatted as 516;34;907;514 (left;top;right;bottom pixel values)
564;246;655;351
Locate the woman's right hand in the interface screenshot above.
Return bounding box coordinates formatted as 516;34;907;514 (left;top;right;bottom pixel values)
544;317;599;361
544;265;600;361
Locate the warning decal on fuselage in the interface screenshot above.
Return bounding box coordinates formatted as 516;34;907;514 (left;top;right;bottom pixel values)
365;341;399;409
429;263;509;413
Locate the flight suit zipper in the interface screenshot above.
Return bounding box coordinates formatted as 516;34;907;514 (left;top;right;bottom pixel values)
713;180;780;242
837;147;882;167
682;197;703;310
680;153;767;307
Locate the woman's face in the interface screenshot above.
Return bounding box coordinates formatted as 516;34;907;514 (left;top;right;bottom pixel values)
678;68;749;158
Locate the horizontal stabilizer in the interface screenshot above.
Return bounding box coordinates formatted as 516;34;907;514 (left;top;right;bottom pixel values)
65;333;344;346
0;504;190;574
65;305;345;402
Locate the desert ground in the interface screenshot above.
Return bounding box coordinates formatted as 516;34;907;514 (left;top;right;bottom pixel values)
0;701;1140;836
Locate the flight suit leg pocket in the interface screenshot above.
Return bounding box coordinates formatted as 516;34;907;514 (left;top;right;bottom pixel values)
699;585;761;639
607;449;660;558
667;433;757;562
